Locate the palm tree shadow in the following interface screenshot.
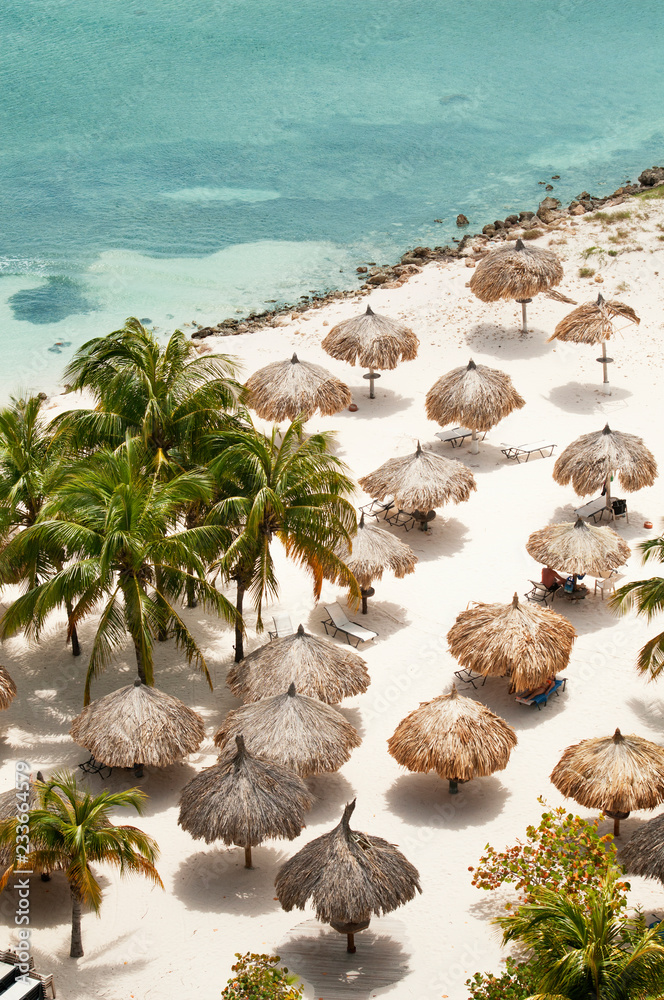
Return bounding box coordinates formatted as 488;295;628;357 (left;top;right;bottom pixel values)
548;381;632;414
172;845;287;914
0;870;111;930
625;695;664;736
385;771;510;829
465;321;552;359
89;761;200;817
277;918;412;1000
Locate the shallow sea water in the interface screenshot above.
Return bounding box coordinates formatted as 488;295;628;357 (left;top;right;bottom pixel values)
1;0;663;396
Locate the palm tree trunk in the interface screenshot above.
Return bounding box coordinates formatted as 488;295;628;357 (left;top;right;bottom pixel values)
234;581;245;663
70;888;84;958
133;641;147;685
155;567;168;642
186;576;198;609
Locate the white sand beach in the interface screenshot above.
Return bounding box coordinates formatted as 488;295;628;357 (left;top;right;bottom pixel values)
4;194;664;1000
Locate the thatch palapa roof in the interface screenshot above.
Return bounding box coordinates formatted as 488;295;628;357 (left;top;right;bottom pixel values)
550;728;664;835
214;682;361;776
275;799;420;951
358;442;476;512
227;624;370;704
335;512;417;591
621;812;664;883
244;353;351;422
553;424;657;498
0;772;41;870
425;359;525;446
0;666;17;711
549;293;640;345
526;517;631;576
447;593;576;692
469;239;563;303
69;679;205;769
178;734;312;867
321;305;419;370
387;685;517;793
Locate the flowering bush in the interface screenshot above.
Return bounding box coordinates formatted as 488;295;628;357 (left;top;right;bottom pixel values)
469;800;628;905
221;953;303;999
466;956;539;999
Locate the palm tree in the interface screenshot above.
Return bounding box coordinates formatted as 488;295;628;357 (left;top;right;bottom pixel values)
0;394;83;654
0;438;235;702
51;317;245;473
207;418;358;661
610;537;664;678
498;876;664;999
0;770;162;958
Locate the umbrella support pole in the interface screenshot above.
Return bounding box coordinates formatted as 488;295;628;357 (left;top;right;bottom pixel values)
597;343;612;395
244;845;253;869
133;762;144;778
613;817;620;837
448;779;459;794
360;587;374;615
470;428;479;455
346;933;356;953
517;298;531;336
363;369;381;399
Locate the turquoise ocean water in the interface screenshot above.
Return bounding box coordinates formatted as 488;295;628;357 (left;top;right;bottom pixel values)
1;0;663;398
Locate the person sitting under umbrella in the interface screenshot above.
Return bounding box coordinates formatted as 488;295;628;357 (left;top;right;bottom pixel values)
541;566;566;593
515;676;556;701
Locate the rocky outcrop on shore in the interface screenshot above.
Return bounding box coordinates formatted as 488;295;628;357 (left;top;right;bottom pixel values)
190;168;664;341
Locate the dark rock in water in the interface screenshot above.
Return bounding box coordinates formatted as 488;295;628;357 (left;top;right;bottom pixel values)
638;166;664;187
519;211;535;221
545;184;554;191
456;214;469;227
356;266;367;273
552;175;560;180
48;345;62;354
37;392;48;402
504;215;519;226
190;326;218;340
9;276;93;325
139;317;152;324
538;196;562;223
482;224;496;236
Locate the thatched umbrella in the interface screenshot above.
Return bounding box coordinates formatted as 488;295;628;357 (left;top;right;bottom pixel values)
0;666;17;710
69;679;205;777
621;812;664;882
214;683;361;777
387;685;517;794
275;799;421;953
550;728;664;835
178;734;312;869
526;517;630;590
245;353;351;421
447;593;576;692
469;238;563;333
358;442;476;526
335;512;417;613
0;772;42;872
553;424;657;516
549;293;640;395
321;305;419;398
227;624;370;704
425;359;526;454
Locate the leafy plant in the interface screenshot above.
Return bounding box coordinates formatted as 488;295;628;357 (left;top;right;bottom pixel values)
519;228;541;240
578;267;596;278
637;184;664;200
466;956;540;1000
611;536;664;677
222;953;302;999
470;802;626;905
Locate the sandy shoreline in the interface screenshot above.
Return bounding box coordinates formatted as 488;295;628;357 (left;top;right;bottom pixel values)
6;179;664;1000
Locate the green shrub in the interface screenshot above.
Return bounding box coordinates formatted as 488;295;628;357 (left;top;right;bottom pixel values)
578;267;596;277
466;957;539;1000
222;954;303;999
519;228;541;240
637;185;664;200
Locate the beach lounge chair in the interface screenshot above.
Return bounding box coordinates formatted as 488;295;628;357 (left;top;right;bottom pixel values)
268;613;295;639
453;667;487;689
501;441;556;463
524;580;558;605
78;755;112;779
359;498;394;520
384;508;416;531
575;496;629;525
435;427;485;449
0;962;18;991
321;604;377;646
0;978;44;1000
516;677;566;710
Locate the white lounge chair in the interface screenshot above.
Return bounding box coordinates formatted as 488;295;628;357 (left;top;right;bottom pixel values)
322;604;377;646
435;427;485;448
501;440;556;462
268;613;296;639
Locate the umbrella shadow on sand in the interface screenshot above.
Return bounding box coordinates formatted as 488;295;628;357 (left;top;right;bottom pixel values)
336;384;412;419
173;845;287;915
547;381;632;414
465;322;552;360
98;761;200;817
304;771;356;825
385;771;510;830
277;918;412;1000
305;601;412;643
397;515;470;563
